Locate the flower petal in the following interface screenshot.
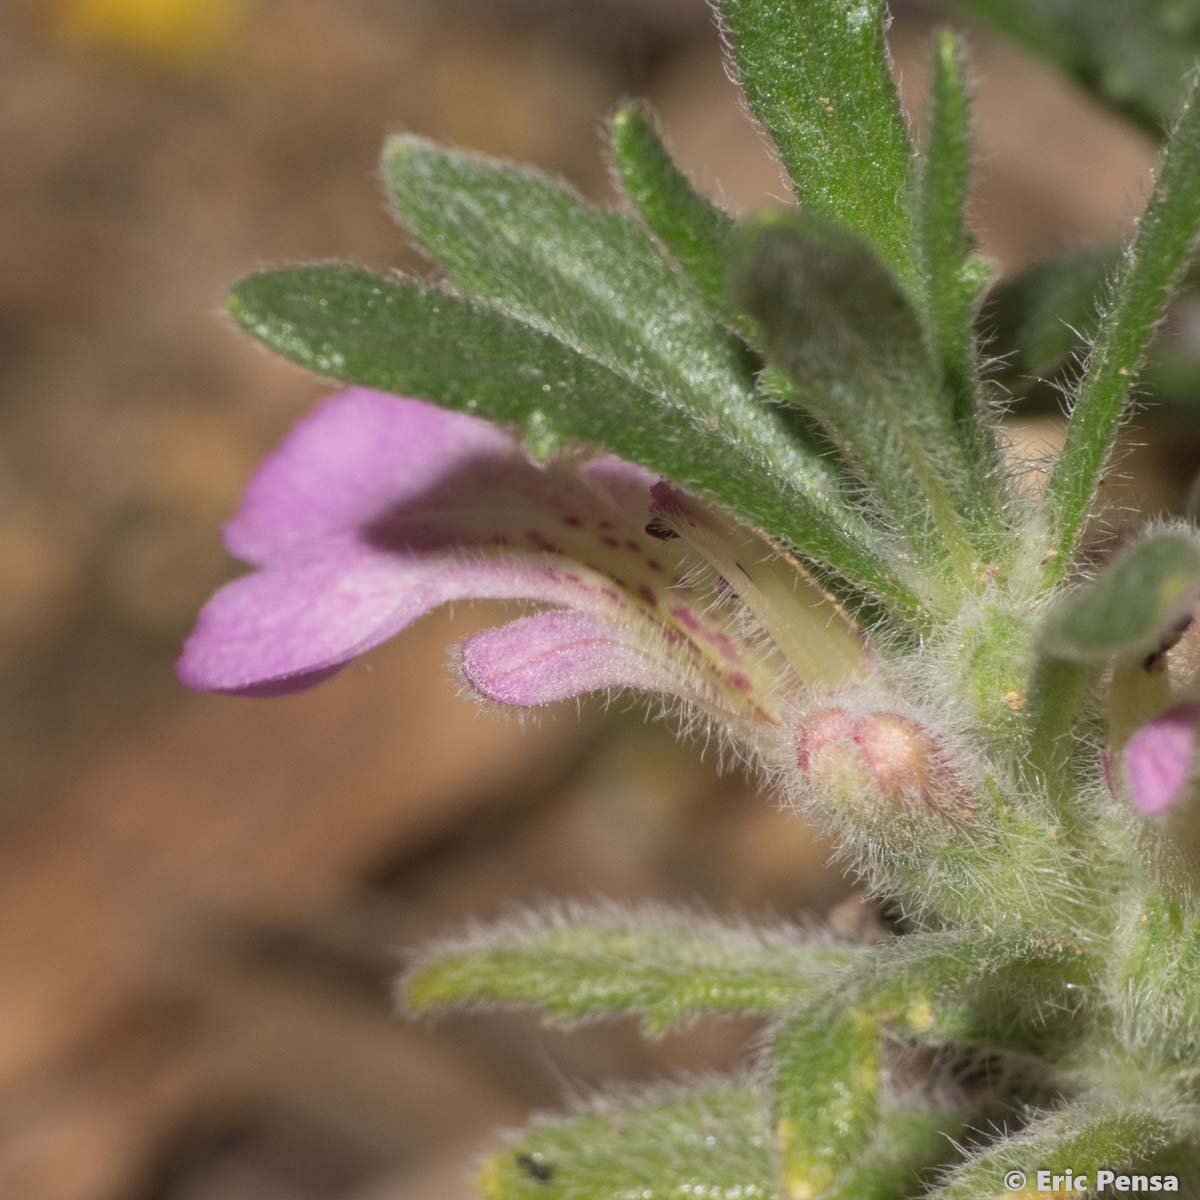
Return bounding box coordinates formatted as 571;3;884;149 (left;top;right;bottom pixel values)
182;389;785;721
224;389;653;566
225;388;517;564
1122;702;1200;816
460;610;673;706
180;545;612;696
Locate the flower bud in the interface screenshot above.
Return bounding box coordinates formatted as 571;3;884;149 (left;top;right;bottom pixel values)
854;713;939;801
794;706;950;810
794;706;856;771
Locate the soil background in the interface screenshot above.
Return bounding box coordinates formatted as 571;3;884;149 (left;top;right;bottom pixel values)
1;2;1194;1197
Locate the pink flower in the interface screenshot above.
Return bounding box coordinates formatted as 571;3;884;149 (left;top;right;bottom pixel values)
1122;702;1200;816
179;389;862;730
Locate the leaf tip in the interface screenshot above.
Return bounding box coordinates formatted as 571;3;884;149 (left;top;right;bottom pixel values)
381;131;436;176
610;100;640;133
609;100;658;161
932;25;965;71
398;962;448;1014
225;277;257;328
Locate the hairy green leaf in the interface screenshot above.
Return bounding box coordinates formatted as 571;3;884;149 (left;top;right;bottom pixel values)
1042;77;1200;583
476;1086;775;1200
402;904;854;1034
1114;896;1200;1058
378;136;913;601
229;266;924;617
381;136;817;485
717;0;918;292
772;1003;881;1198
927;1099;1179;1200
1040;530;1200;661
1024;655;1099;798
823;1108;968;1200
918;29;997;479
380;136;742;405
834;930;1087;1053
733;210;986;591
987;246;1113;390
942;0;1200;135
610;103;752;340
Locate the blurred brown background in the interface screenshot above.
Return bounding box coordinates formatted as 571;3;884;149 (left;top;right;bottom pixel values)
0;1;1192;1197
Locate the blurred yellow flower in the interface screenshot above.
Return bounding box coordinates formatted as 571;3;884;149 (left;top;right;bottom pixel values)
54;0;244;67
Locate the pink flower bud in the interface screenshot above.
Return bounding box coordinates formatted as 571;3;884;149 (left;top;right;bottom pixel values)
795;707;949;808
794;707;856;771
855;713;940;801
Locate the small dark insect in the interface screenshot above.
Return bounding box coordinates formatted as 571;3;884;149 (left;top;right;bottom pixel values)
516;1153;556;1182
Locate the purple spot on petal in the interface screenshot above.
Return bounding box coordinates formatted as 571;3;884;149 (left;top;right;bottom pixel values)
527;530;561;554
563;515;583;528
670;605;702;631
728;671;753;692
601;535;620;549
645;558;663;573
638;585;657;607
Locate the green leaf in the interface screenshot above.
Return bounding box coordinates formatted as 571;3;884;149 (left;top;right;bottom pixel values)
1024;655;1098;798
832;930;1086;1053
732;210;985;592
380;135;739;406
401;904;854;1035
379;135;914;608
717;0;918;292
772;1003;881;1199
1039;530;1200;662
822;1108;969;1200
918;29;997;477
476;1086;775;1200
229;266;925;619
927;1099;1179;1200
1115;895;1200;1059
987;246;1113;390
610;103;752;340
381;136;817;488
942;0;1200;136
1042;76;1200;584
989;250;1200;424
